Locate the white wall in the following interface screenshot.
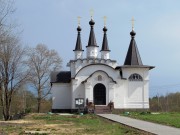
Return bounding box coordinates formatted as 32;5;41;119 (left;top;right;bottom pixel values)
52;65;151;110
72;65;151;109
121;67;150;109
52;83;71;109
68;59;118;79
113;80;127;108
86;46;99;59
71;79;85;109
71;65;119;108
101;51;110;59
127;81;144;108
83;71;116;105
75;64;119;80
74;51;83;59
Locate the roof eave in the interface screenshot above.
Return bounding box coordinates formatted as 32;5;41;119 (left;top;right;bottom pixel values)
116;65;155;70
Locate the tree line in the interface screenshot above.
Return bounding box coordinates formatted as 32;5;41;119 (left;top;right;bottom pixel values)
150;92;180;112
0;86;52;120
0;0;62;120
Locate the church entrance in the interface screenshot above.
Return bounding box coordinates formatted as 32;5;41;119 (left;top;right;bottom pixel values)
93;83;106;105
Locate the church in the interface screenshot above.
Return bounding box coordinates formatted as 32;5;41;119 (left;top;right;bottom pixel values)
51;17;154;113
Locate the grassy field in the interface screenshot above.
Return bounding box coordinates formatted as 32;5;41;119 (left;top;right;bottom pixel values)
125;112;180;128
0;113;146;135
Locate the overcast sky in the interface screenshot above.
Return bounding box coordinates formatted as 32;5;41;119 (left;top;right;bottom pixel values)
14;0;180;97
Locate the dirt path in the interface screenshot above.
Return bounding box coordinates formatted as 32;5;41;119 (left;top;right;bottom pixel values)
0;114;81;135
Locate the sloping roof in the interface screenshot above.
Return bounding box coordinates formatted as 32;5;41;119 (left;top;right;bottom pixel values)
115;65;155;70
86;19;99;47
124;30;143;65
51;71;71;83
73;26;84;51
101;26;110;52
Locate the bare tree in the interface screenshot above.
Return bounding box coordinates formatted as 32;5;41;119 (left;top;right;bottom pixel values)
27;44;62;113
0;0;15;39
0;0;28;121
0;35;28;120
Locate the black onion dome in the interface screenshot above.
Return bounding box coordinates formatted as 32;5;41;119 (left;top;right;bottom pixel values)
89;19;95;26
103;26;107;32
130;30;136;37
77;26;81;31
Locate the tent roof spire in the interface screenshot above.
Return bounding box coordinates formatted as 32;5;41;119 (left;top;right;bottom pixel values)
73;17;83;51
124;18;143;65
101;16;110;52
86;10;98;47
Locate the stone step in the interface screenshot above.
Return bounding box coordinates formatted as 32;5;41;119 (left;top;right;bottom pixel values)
95;106;111;114
95;110;111;114
95;111;111;114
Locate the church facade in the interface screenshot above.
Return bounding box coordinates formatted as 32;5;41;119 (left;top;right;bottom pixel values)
51;18;154;113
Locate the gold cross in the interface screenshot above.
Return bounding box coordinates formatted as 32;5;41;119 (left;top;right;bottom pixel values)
77;16;81;26
90;9;94;19
131;17;135;30
103;16;107;26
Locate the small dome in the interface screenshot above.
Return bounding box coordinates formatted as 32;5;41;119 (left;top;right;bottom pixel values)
77;26;81;31
103;26;107;32
130;30;136;37
89;19;95;26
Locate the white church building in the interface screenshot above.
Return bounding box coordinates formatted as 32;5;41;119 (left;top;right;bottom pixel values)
51;18;154;113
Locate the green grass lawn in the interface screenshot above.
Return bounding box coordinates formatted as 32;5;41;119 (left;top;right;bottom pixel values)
124;112;180;128
0;113;145;135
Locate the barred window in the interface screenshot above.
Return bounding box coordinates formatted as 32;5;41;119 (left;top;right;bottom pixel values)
129;73;143;81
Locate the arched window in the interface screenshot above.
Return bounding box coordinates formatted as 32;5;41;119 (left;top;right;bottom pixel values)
98;75;102;81
129;73;143;81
